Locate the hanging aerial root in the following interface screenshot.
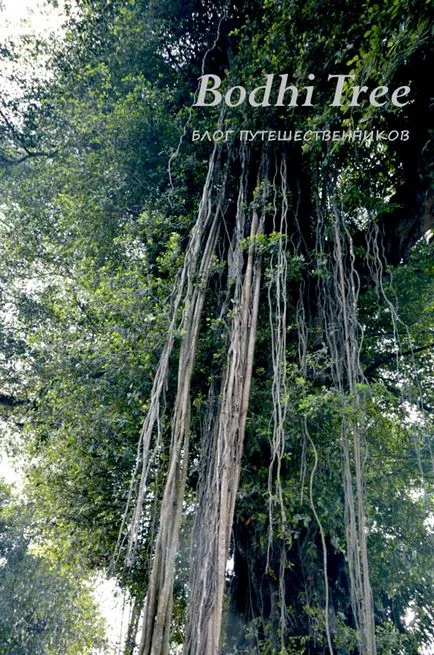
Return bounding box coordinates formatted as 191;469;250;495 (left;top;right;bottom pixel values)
184;151;267;655
365;222;434;483
112;146;224;576
311;191;377;655
137;158;230;655
109;143;235;655
265;154;291;651
287;182;334;654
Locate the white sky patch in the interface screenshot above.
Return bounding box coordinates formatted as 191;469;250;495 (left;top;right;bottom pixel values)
0;419;24;491
94;576;133;655
0;452;22;487
0;0;66;39
0;0;68;101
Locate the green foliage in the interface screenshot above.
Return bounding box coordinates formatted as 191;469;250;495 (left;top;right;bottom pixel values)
0;1;432;653
0;481;106;654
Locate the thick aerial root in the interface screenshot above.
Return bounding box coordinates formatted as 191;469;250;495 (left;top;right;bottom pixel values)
184;156;267;655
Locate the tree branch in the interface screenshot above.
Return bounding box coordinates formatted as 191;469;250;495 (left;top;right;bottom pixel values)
364;342;434;378
0;393;25;407
0;107;57;165
0;150;57;166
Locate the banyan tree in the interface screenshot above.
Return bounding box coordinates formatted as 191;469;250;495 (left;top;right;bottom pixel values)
0;1;432;654
106;2;433;654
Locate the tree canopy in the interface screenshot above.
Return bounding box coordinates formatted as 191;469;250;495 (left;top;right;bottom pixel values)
0;1;433;654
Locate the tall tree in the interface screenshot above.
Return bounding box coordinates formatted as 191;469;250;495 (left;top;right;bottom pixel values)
0;1;432;654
